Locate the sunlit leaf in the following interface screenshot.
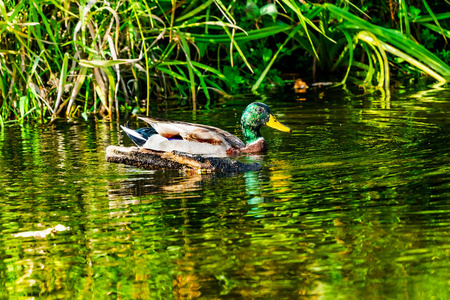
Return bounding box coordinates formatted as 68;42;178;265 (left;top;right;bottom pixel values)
260;3;278;21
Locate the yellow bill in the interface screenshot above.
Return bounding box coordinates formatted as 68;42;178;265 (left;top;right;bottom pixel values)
266;114;291;132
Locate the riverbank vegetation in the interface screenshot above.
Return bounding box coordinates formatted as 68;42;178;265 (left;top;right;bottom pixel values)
0;0;449;125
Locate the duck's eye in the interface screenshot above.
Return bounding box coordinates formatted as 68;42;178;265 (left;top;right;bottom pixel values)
257;107;263;113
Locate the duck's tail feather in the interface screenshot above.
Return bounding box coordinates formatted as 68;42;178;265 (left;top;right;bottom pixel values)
136;126;158;140
121;125;155;147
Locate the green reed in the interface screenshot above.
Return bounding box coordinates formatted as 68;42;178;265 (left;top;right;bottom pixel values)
0;0;449;126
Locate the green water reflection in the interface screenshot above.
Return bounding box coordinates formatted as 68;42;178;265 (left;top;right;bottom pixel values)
1;87;450;299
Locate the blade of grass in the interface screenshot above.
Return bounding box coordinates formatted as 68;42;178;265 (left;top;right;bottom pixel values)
132;5;150;116
107;35;120;119
213;0;236;26
399;0;410;37
156;66;190;82
340;30;354;84
53;53;69;114
358;31;446;84
66;66;88;117
361;43;375;85
330;37;353;71
325;4;450;78
176;0;214;22
192;67;210;101
187;24;292;43
222;26;253;72
420;23;450;39
413;12;450;23
421;0;447;42
177;30;197;109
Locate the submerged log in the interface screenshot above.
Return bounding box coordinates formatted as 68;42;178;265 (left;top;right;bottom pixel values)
105;146;261;172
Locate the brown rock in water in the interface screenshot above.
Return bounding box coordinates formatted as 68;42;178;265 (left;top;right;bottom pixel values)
105;146;261;172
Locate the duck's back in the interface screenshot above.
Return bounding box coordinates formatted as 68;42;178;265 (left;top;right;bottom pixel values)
138;116;245;155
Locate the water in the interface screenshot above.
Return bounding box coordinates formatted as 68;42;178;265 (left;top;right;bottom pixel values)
1;86;450;299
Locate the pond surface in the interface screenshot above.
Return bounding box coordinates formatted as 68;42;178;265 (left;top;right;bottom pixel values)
1;86;450;299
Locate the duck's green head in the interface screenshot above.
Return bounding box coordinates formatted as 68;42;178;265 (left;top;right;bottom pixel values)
240;102;291;144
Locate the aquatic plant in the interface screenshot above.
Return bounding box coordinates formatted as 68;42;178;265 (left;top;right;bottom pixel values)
0;0;449;126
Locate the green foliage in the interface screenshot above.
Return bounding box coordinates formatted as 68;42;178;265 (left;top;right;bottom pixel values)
439;49;450;65
0;0;449;126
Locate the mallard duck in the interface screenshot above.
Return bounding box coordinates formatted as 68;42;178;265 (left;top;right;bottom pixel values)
121;102;290;156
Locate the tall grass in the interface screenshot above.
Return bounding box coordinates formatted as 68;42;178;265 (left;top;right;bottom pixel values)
0;0;449;126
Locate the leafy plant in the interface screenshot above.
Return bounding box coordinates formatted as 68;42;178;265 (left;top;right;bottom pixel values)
0;0;449;126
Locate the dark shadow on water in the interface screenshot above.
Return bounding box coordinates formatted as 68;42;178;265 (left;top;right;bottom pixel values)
107;170;249;198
